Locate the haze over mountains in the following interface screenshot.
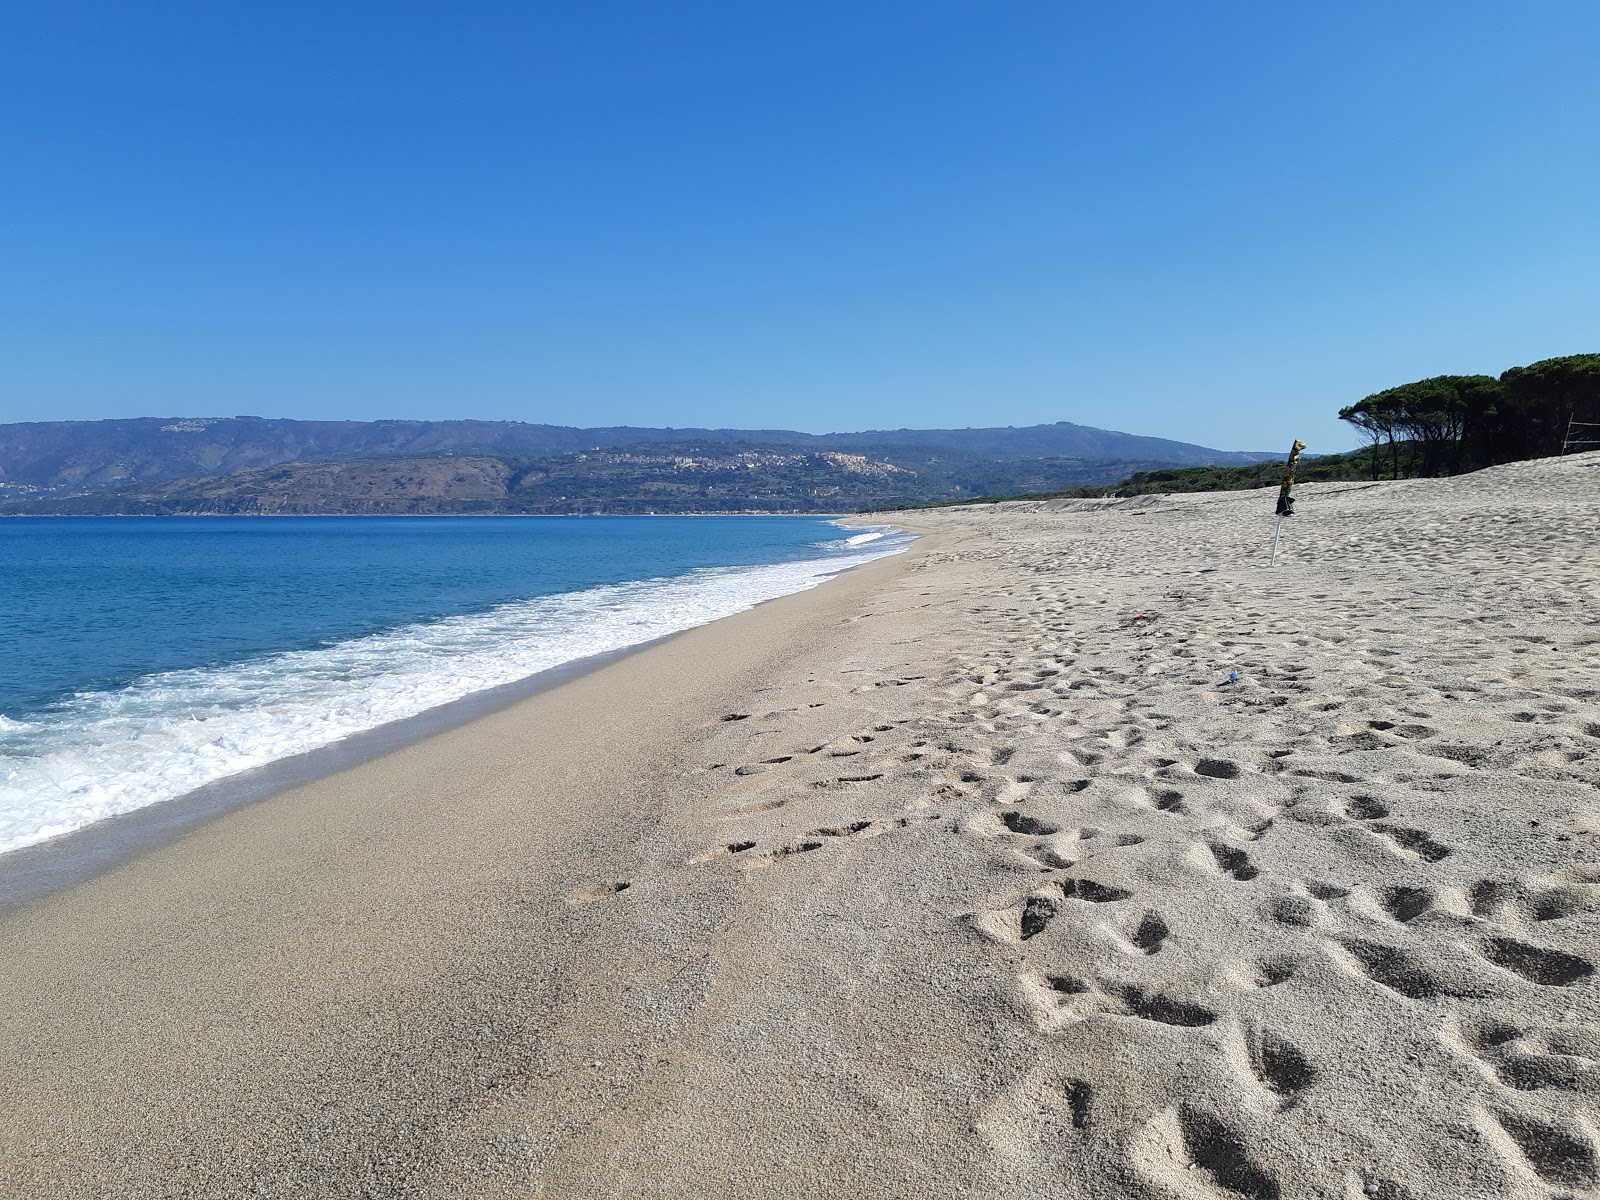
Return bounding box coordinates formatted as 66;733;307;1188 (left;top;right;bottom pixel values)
0;416;1276;514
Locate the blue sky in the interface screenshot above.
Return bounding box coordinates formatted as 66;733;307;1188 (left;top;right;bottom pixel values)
2;2;1595;453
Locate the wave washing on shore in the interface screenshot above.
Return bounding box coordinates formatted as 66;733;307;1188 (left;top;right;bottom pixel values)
0;518;911;855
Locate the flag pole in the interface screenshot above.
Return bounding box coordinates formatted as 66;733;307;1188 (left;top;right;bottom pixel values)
1270;439;1306;568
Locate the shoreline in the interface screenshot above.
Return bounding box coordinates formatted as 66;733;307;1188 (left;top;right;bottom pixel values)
0;510;889;519
0;632;681;911
0;530;935;1198
0;530;905;911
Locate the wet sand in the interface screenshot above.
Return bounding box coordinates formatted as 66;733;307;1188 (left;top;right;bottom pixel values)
1;453;1597;1198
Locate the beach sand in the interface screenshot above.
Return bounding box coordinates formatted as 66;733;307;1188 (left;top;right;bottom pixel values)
1;453;1598;1198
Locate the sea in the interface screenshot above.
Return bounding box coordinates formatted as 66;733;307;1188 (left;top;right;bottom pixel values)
0;515;912;858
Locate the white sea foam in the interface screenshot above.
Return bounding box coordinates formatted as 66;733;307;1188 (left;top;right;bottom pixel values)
0;533;910;855
813;524;895;551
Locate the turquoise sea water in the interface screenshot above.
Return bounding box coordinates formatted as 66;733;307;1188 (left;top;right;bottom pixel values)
0;516;909;855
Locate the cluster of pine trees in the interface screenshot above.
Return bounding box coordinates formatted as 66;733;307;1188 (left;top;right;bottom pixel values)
1338;353;1600;477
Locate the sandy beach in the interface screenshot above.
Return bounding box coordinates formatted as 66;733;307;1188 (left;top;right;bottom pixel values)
2;453;1598;1199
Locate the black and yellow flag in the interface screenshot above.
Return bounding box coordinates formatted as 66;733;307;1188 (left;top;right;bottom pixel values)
1274;440;1306;517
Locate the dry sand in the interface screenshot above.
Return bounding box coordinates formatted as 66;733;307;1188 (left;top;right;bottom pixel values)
1;453;1598;1199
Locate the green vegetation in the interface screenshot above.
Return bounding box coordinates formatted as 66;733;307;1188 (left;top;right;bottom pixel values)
880;445;1392;509
888;352;1598;509
1339;353;1600;477
1096;447;1387;495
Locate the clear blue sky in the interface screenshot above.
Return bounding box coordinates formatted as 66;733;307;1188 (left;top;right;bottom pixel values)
2;1;1596;452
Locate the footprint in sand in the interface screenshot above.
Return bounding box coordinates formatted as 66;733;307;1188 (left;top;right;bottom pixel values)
1252;956;1299;987
1144;786;1188;814
1239;1026;1318;1104
1344;795;1390;820
1032;976;1217;1029
1455;1019;1597;1092
1017;845;1076;871
1204;841;1260;881
1122;910;1170;955
1476;936;1594;987
1481;1109;1600;1189
691;840;756;863
1058;877;1133;903
1266;894;1316;928
733;755;795;776
1000;810;1058;836
1333;937;1491;1000
1131;1107;1279;1200
744;840;825;866
1194;757;1244;780
1019;895;1058;939
1370;823;1452;862
1063;1078;1093;1129
1379;885;1435;923
567;881;632;904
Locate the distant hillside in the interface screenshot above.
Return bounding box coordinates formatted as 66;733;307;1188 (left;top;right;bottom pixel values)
0;416;1273;504
9;443;1219;516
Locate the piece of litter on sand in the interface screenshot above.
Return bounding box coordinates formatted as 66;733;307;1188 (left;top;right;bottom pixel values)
1221;671;1241;685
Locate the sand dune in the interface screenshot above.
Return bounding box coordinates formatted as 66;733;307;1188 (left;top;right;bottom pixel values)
1;453;1596;1198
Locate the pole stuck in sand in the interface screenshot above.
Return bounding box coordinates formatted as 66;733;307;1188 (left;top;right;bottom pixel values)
1270;439;1306;567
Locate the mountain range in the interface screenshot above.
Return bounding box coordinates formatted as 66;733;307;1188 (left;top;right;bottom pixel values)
0;416;1275;514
